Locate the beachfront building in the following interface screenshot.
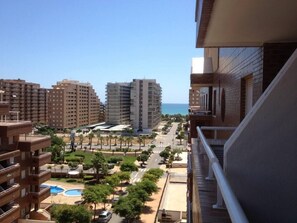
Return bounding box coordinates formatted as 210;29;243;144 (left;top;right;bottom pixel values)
0;79;48;124
130;79;162;132
0;94;52;222
48;79;100;130
105;82;131;125
188;1;297;223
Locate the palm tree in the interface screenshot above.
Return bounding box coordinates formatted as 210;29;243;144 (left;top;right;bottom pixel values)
113;135;118;146
108;134;113;150
137;136;142;150
105;135;109;146
99;136;104;150
119;136;124;149
78;134;84;150
96;131;101;145
142;135;147;147
88;132;94;150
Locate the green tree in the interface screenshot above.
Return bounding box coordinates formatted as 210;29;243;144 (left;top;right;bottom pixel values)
176;131;185;145
83;184;112;218
142;173;158;183
137;154;149;166
120;162;138;172
91;152;107;182
159;150;170;163
127;185;149;203
113;196;143;223
146;168;164;179
51;204;92;223
116;171;131;189
136;179;158;195
105;174;120;196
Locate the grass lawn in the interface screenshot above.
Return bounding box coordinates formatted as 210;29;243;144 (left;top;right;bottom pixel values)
50;177;84;184
64;150;137;165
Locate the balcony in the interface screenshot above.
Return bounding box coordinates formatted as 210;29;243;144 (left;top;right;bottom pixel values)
189;126;247;223
0;164;20;184
29;187;50;204
0;102;9;115
0;121;32;137
18;135;51;152
0;184;20;207
0;204;20;223
31;153;51;167
0;150;20;162
29;170;51;185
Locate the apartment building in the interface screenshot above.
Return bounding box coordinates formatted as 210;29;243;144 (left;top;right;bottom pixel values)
99;102;106;123
188;1;297;223
130;79;162;132
0;79;48;124
0;97;52;222
106;82;131;125
48;79;100;130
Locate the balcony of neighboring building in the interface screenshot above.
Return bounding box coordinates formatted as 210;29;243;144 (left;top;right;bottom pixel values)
0;102;9;115
28;170;51;185
0;204;20;223
0;163;20;184
31;153;51;167
0;150;20;162
195;0;297;48
0;120;32;137
29;187;50;204
19;135;51;152
0;184;20;207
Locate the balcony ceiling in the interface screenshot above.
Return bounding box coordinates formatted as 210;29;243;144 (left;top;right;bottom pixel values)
196;0;297;47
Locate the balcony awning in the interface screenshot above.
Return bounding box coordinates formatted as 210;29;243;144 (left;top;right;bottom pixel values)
196;0;297;47
191;73;214;87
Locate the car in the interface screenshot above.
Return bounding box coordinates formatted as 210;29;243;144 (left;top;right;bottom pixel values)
97;210;112;223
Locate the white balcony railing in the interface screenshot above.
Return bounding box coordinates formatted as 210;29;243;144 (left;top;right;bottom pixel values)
195;126;248;223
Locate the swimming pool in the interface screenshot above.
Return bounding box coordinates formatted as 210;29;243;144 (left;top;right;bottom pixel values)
41;185;64;195
64;189;83;196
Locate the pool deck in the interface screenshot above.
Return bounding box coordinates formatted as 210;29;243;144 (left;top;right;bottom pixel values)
42;180;85;205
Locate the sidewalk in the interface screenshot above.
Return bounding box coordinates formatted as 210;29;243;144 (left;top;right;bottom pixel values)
138;174;168;223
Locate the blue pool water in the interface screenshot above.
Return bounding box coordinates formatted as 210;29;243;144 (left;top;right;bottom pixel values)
41;185;64;195
64;189;83;196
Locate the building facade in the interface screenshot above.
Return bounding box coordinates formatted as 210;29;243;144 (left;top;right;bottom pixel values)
189;1;297;223
105;83;131;125
130;79;162;132
0;97;52;222
48;79;100;130
0;79;48;124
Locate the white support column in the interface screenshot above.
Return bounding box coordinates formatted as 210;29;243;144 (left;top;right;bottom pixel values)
213;184;225;209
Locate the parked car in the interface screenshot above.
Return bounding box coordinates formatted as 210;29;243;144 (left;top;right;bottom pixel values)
98;210;112;223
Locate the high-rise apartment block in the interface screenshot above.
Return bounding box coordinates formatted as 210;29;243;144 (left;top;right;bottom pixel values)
0;79;48;124
0;96;52;222
105;79;162;132
130;79;162;131
48;80;100;130
106;83;131;125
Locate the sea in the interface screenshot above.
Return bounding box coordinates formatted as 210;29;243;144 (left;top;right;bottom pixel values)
162;103;188;115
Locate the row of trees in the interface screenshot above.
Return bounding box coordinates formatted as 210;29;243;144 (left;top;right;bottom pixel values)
159;146;183;166
113;168;164;222
76;131;157;151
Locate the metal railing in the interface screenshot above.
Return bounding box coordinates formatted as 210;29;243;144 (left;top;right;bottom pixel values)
196;126;249;223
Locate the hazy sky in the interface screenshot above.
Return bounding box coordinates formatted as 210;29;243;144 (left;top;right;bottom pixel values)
0;0;203;103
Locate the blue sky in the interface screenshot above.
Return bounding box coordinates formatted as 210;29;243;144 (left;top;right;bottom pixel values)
0;0;203;103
